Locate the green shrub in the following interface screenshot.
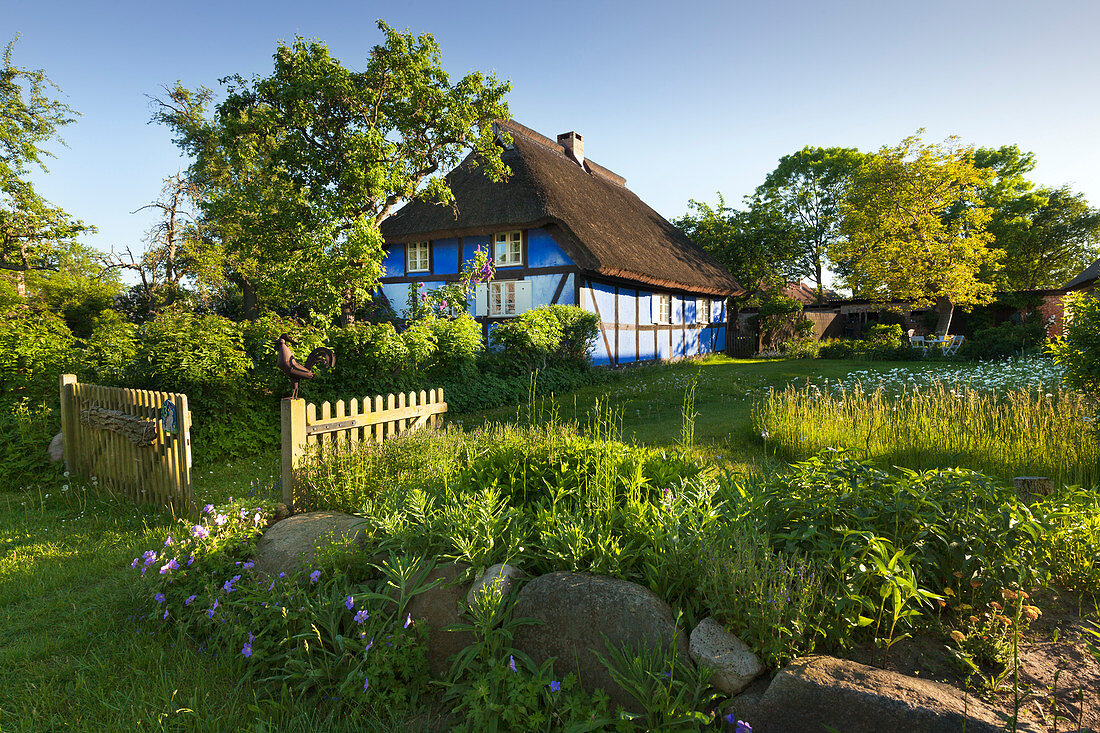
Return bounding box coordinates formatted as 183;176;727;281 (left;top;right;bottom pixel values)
0;304;79;403
314;322;411;398
862;322;906;348
81;311;139;385
490;309;564;370
779;337;820;359
0;398;61;488
430;314;482;375
747;451;1047;628
132;307;252;396
959;319;1045;361
400;316;438;373
543;305;599;365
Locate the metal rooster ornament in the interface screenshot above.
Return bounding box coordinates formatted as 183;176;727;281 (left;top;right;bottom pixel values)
276;334;336;399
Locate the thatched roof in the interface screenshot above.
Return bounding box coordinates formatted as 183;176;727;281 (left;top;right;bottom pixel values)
1063;256;1100;291
381;120;743;296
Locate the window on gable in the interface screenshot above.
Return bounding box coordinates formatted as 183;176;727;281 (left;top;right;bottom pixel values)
489;280;517;316
407;241;430;273
699;299;711;323
658;294;672;324
494;231;522;266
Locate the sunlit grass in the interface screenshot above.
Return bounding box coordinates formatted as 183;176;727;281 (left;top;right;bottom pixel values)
754;380;1100;488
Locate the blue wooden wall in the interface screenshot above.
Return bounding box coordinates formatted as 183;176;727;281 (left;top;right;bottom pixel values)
380;226;729;364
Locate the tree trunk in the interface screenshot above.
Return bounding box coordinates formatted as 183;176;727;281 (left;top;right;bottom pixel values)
340;288;356;327
241;280;259;322
814;261;825;305
934;295;954;336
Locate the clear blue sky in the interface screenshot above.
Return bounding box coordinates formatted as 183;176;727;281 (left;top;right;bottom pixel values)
7;0;1100;274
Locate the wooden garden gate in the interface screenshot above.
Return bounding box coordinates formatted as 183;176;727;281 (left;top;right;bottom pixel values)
59;374;193;509
281;389;447;509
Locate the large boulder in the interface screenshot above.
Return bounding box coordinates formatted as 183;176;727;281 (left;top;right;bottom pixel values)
512;571;691;713
251;511;367;579
48;432;63;464
405;562;474;677
689;617;764;695
466;563;526;608
728;655;1041;733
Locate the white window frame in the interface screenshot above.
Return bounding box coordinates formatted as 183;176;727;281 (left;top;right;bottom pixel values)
407;241;430;273
494;231;523;266
489;280;518;316
658;294;672;324
699;299;711;323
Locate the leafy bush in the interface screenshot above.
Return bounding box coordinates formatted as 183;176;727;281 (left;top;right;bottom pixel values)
543;305;600;365
315;322;411;398
132;307;253;397
81;311;139;385
0;398;61;488
400;316;438;373
1050;291;1100;395
756;292;812;352
778;337;819;359
430;314;482;375
817;337;911;361
745;451;1047;638
0;304;79;403
490;309;564;370
862;323;906;348
959;318;1045;360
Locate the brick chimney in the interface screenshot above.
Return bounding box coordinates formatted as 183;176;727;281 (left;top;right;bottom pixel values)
557;131;584;167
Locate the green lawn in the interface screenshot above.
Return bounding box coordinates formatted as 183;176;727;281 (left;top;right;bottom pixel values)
465;355;956;472
0;356;1007;731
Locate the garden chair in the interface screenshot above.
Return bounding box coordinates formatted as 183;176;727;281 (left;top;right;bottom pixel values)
909;334;927;352
943;335;965;355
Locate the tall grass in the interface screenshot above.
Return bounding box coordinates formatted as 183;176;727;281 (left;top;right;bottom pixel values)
753;380;1100;488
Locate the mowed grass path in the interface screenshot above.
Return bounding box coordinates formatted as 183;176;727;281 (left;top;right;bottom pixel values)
0;356;943;730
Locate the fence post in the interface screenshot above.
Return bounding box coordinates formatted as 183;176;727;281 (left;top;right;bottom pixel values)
281;398;306;510
59;374;77;470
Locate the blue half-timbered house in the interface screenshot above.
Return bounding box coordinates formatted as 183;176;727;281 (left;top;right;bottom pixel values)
378;120;743;365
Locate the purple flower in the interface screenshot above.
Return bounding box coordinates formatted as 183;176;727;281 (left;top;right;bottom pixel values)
549;680;561;692
202;504;214;514
223;575;241;593
159;558;179;575
207;599;218;618
131;557;140;569
164;536;174;546
191;525;209;539
154;593;165;604
185;595;197;605
354;610;369;624
163;609;169;620
242;562;254;571
345;596;354;611
239;508;248;521
187;555;195;566
404;613;412;629
267;578;276;592
363;676;370;693
509;655;516;672
736;722;752;733
242;633;253;658
253;512;262;527
214;514;227;526
142;550;158;566
364;638;374;653
310;570;321;583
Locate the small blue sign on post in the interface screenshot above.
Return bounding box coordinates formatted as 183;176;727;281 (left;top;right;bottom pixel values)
160;400;178;436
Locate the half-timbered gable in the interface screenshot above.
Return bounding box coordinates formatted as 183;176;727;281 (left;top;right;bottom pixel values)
379;120;743;365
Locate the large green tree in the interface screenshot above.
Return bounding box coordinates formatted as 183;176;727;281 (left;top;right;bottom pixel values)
754;146;865;302
974;146;1100;289
835;134;1001;335
673;193;801;321
0;37;93;296
156;21;511;322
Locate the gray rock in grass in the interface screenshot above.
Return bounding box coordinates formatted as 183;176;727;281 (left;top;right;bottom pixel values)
466;563;526;608
48;432;64;463
688;617;764;695
404;562;474;677
251;510;367;579
728;655;1041;733
511;571;691;713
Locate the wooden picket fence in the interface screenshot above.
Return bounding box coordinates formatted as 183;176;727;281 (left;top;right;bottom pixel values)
281;389;448;508
59;374;193;509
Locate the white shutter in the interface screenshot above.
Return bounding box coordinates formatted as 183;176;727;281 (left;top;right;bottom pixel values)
696;298;704;323
514;281;532;314
650;292;660;324
474;283;488;316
